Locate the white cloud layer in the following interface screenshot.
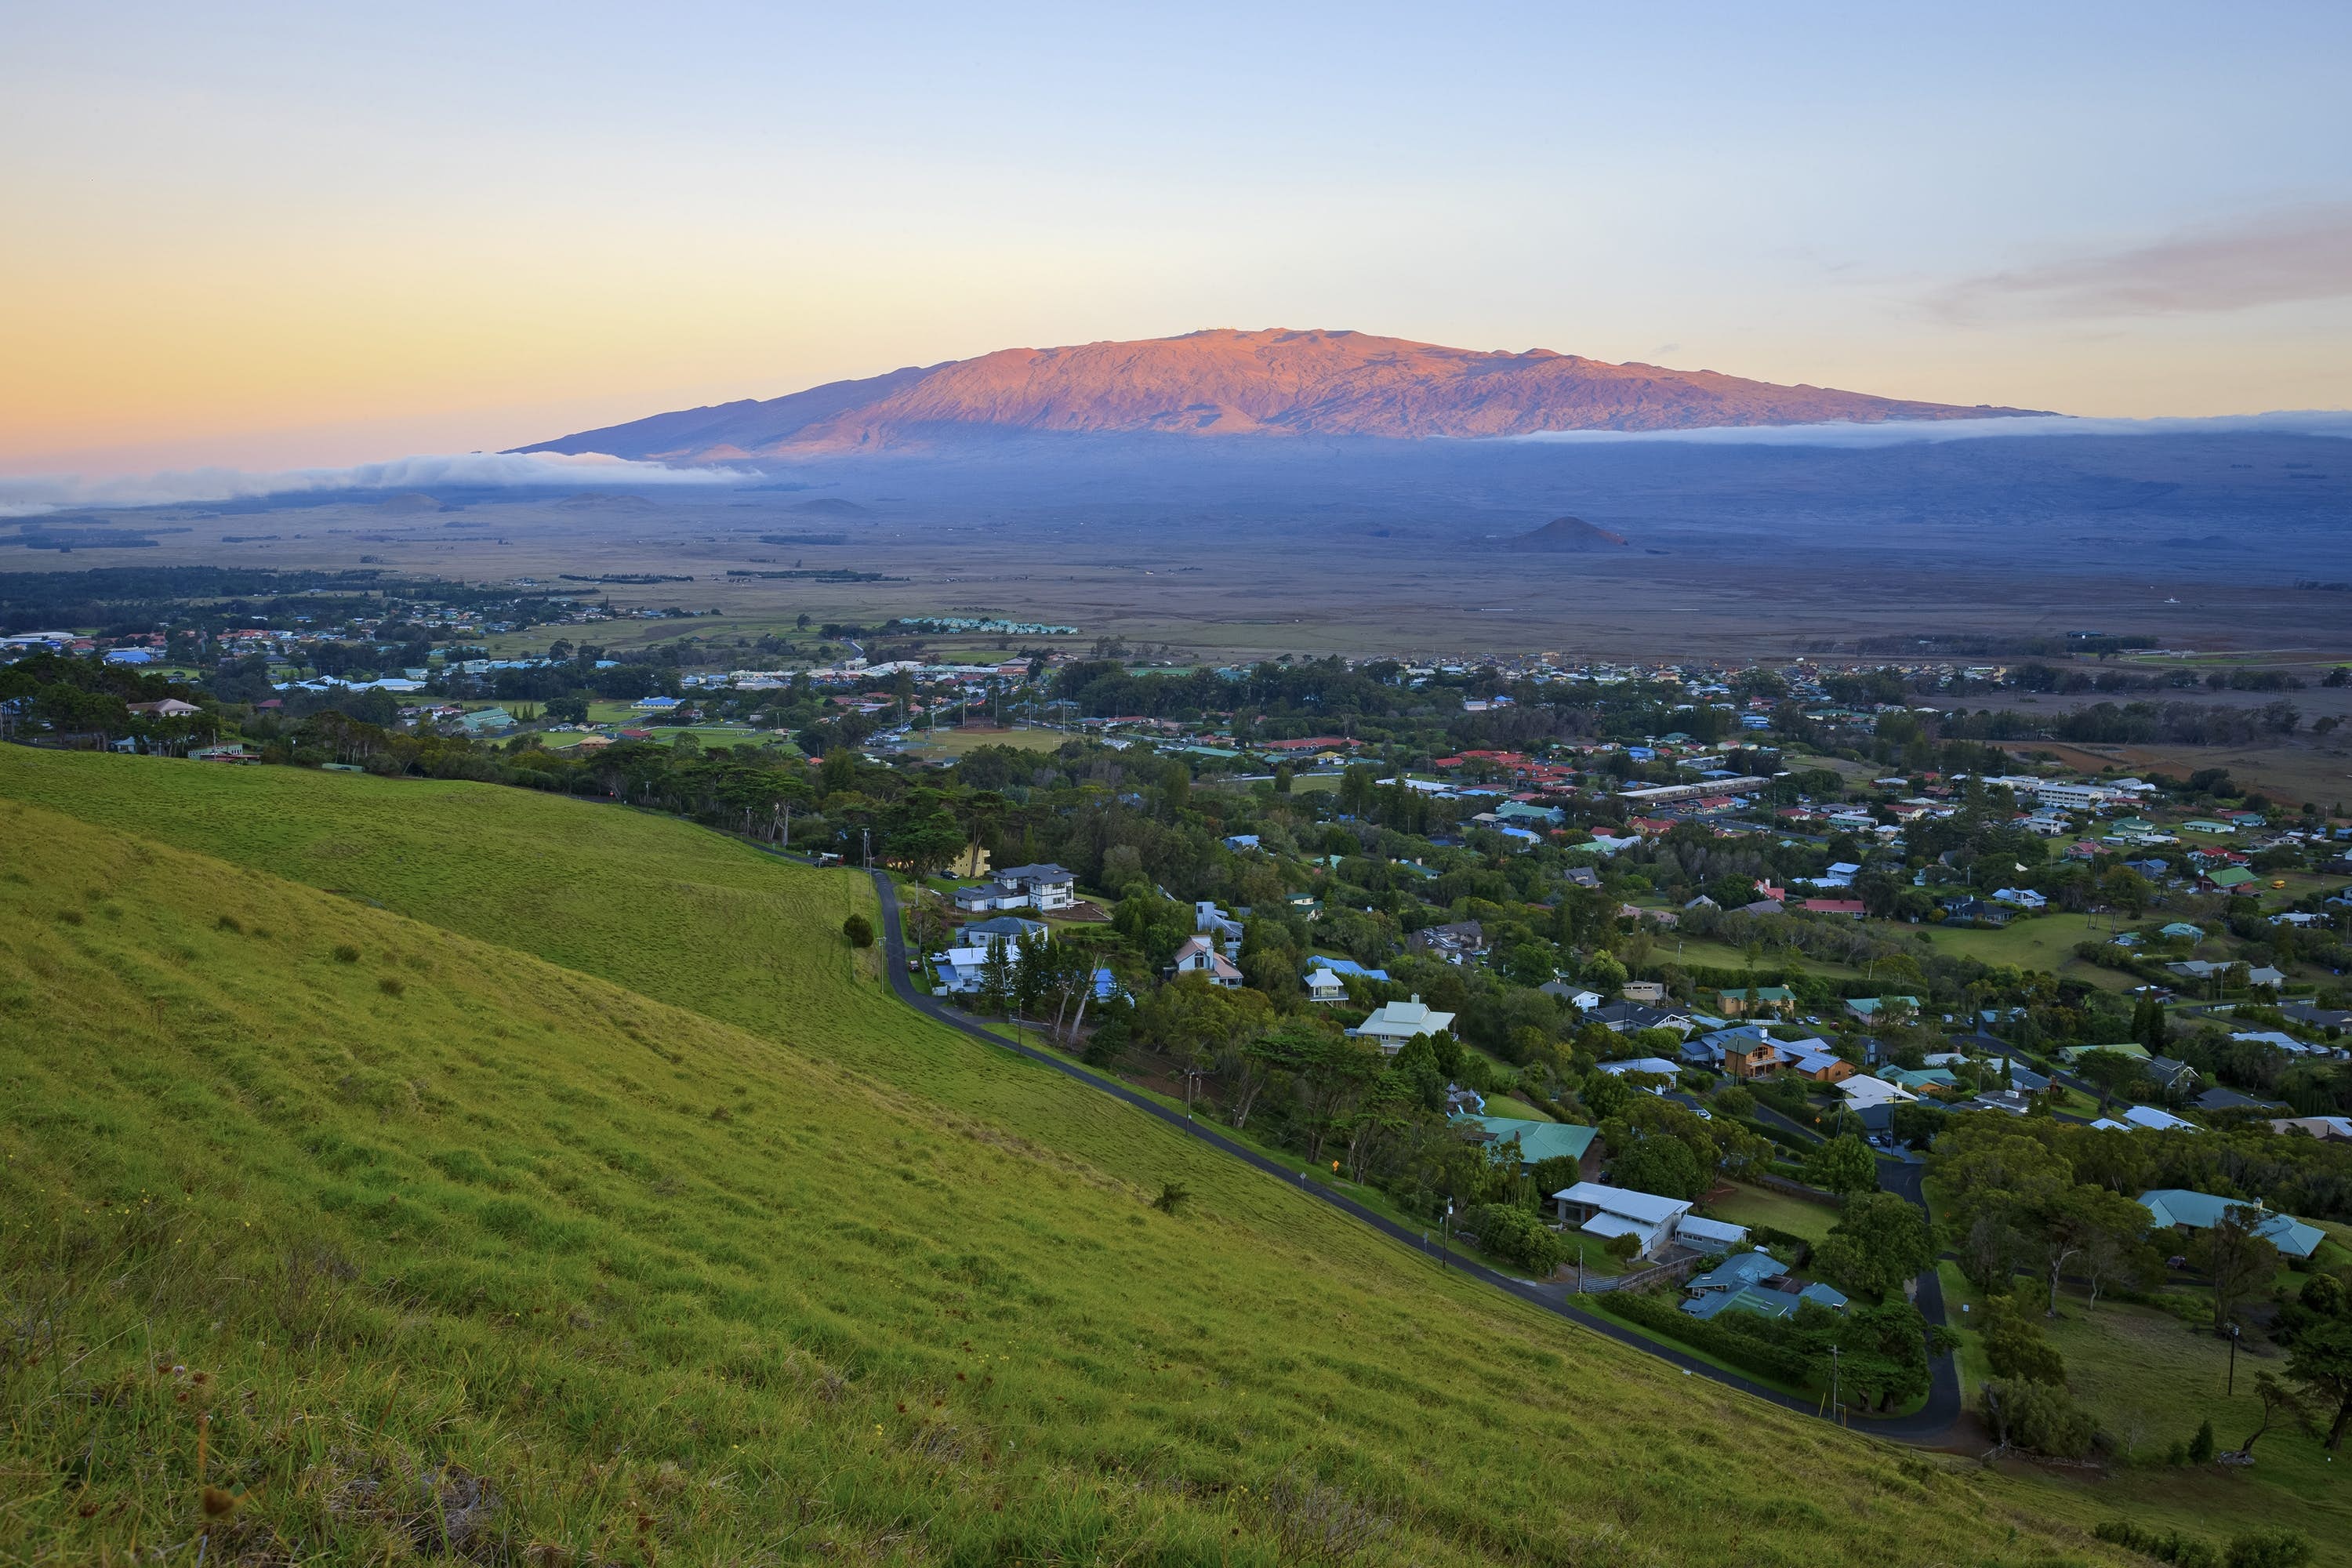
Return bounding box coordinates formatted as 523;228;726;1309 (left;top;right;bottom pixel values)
1932;205;2352;321
1513;410;2352;448
0;450;744;519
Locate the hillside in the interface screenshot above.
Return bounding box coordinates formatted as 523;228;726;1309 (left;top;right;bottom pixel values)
515;328;2039;460
1506;515;1631;551
0;750;2158;1563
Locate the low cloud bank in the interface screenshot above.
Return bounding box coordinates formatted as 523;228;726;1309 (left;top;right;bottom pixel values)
1514;410;2352;449
0;450;745;519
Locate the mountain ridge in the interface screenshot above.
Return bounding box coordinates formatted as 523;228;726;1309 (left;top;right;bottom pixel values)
515;327;2047;461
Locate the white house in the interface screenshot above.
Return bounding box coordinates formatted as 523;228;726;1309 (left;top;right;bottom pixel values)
1304;967;1349;1004
1550;1182;1740;1261
1170;935;1243;988
1838;1074;1920;1112
952;862;1077;913
1991;887;2048;910
1349;996;1456;1054
1597;1057;1684;1080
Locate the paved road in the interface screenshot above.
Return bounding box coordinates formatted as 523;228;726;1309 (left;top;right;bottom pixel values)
849;864;1965;1444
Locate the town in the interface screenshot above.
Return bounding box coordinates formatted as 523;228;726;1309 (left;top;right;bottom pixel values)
8;562;2352;1494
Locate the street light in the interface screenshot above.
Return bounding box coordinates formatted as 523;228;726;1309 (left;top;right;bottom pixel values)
2227;1321;2241;1396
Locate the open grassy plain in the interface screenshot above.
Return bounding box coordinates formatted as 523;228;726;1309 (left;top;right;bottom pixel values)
0;748;2303;1563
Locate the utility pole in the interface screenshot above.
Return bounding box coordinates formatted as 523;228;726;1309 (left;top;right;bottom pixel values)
861;826;871;869
2227;1322;2241;1396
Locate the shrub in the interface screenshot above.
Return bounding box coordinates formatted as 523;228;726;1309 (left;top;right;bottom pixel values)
1463;1203;1570;1276
1981;1377;2100;1457
332;943;361;963
216;913;244;933
842;913;874;949
1983;1294;2067;1386
377;975;405;996
1152;1181;1190;1215
2187;1417;2216;1464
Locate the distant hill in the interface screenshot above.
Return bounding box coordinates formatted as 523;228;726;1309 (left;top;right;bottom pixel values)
514;328;2043;461
1506;515;1628;551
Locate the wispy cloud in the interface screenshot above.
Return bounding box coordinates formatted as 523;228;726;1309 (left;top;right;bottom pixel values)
1933;204;2352;322
0;450;746;519
1515;410;2352;448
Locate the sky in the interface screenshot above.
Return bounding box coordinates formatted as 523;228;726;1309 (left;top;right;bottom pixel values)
4;1;2350;476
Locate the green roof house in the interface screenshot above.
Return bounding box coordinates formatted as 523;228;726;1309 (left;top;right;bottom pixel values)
2139;1189;2323;1259
1454;1116;1600;1178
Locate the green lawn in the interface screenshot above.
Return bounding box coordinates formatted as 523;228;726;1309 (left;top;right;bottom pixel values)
1702;1181;1841;1245
1483;1094;1555;1123
1936;1263;2352;1552
899;725;1070;758
0;749;2273;1564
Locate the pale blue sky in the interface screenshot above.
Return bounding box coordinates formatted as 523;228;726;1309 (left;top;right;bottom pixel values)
5;2;2349;469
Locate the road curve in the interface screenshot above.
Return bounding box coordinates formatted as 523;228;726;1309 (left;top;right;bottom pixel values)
848;865;1965;1444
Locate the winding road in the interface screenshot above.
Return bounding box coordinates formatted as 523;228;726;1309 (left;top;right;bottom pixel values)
852;866;1966;1444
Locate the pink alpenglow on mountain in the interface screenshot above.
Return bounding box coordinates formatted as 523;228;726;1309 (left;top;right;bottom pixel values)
518;328;2041;461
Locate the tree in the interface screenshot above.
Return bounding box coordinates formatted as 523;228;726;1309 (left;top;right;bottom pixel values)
841;912;874;949
2188;1417;2216;1464
2289;1318;2352;1450
2034;1185;2152;1316
1610;1134;1705;1201
2186;1207;2282;1333
1983;1290;2068;1385
1981;1377;2099;1457
1804;1134;1879;1199
1812;1192;1933;1302
2231;1374;2310;1461
976;938;1014;1017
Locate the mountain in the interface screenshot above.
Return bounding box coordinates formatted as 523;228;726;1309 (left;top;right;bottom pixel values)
516;328;2042;461
1505;514;1629;550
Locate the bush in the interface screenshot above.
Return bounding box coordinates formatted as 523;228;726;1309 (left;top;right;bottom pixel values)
842;913;874;948
1606;1287;1816;1386
1982;1377;2100;1457
2092;1523;2312;1568
1983;1294;2067;1385
332;943;361;963
1463;1203;1570;1276
2187;1417;2216;1464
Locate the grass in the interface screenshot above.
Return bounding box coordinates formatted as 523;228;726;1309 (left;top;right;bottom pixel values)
899;725;1070;758
0;750;2226;1562
1481;1095;1555;1123
1936;1263;2352;1554
1656;938;1863;982
1702;1182;1841;1246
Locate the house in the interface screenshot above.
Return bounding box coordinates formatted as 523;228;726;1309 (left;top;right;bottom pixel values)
1194;902;1245;949
1303;967;1351;1003
1715;985;1796;1018
2158;922;2206;940
1408;921;1489;963
1800;898;1868;918
2272;1116;2352;1142
1845;996;1919;1023
1541;981;1604;1011
1621;981;1669;1005
126;698;202;718
2143;1055;2200;1094
2139;1189;2323;1259
2092;1105;2200;1133
1170;935;1243;988
1940;895;2004;924
1349;995;1456;1053
1312;957;1391;983
1991;887;2048;911
1964;1089;2040;1116
995;864;1077;910
1883;1066;1960;1095
2196;1087;2288;1113
1587;1001;1695;1036
188;743;258;764
1551;1182;1696;1261
1455;1116;1600;1180
2245;965;2287;990
958;915;1047;944
1597;1056;1684;1080
1838;1074;1919;1111
2205;866;2258;892
1681;1250;1848;1320
1222;834;1261;851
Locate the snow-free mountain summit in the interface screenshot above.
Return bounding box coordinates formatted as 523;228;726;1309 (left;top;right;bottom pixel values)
518;328;2042;462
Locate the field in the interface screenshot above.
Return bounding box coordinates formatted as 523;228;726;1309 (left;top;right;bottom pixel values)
1702;1182;1842;1246
898;724;1071;759
1936;1264;2352;1549
0;748;2306;1563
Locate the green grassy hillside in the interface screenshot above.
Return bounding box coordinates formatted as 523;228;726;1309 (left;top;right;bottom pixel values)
0;751;2154;1563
